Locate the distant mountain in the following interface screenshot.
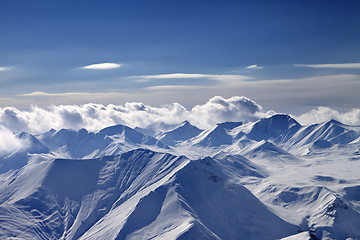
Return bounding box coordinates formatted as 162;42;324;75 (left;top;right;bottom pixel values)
241;140;298;162
134;122;179;138
0;132;49;173
247;114;301;143
292;119;359;147
212;152;265;178
192;122;242;147
39;124;169;159
159;121;203;146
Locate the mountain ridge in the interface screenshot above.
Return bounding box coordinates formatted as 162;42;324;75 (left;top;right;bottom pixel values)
0;115;360;239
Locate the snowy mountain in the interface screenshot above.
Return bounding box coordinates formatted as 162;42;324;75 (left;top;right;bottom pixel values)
159;120;203;146
247;114;301;143
1;115;360;239
191;122;243;147
38;124;169;159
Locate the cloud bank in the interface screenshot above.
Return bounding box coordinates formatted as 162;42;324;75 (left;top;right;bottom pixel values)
0;96;267;134
0;96;359;135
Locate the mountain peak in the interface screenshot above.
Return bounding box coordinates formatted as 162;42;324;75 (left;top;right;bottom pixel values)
247;114;301;142
159;121;203;146
98;124;127;136
181;120;190;125
325;119;345;126
216;121;243;129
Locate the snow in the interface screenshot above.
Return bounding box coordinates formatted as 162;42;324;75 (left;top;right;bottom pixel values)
1;114;360;239
159;121;203;146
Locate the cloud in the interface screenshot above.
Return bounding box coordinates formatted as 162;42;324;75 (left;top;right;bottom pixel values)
132;73;251;82
0;96;267;133
294;107;360;126
294;63;360;69
9;73;360;117
81;63;122;70
145;85;201;91
0;66;12;71
246;65;264;70
17;91;130;100
188;96;268;128
20;92;93;97
0;107;29;133
0;125;26;155
1;95;360;135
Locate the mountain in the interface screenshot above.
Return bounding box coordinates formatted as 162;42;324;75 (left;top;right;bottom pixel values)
0;149;298;240
39;124;169;159
247;114;301;143
291;119;359;147
254;184;360;240
159;120;203;146
241;140;299;162
0;132;49;173
1;116;360;239
192;121;242;147
134;122;179;138
212;152;265;178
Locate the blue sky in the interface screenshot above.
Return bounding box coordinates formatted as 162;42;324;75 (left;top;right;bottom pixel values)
0;0;359;114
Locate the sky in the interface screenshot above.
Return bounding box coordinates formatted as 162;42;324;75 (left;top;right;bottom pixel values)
0;1;359;121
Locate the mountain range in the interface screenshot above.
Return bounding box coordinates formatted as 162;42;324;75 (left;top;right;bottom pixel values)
0;114;360;239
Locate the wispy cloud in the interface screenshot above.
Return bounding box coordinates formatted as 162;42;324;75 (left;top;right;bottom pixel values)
0;66;13;71
81;62;122;70
294;63;360;69
145;85;202;91
132;73;252;82
245;65;263;70
6;74;360;119
19;91;95;97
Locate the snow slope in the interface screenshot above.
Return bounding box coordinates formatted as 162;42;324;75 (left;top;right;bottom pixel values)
0;115;360;239
159;121;203;146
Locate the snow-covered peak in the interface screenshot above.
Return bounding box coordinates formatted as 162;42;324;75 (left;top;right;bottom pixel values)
159;120;203;146
216;121;243;129
247;114;301;143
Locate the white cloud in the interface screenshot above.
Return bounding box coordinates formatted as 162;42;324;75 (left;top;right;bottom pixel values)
82;63;122;70
20;91;92;97
0;66;12;71
9;73;360;117
0;96;267;133
132;73;251;82
188;96;268;128
246;65;264;70
0;125;26;155
294;63;360;69
294;107;360;126
1;95;360;135
145;85;202;91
